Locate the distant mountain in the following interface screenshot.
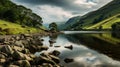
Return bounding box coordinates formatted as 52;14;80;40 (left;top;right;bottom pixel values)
0;0;43;28
64;0;120;30
63;16;81;30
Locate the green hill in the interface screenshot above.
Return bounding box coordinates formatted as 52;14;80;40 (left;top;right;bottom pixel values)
0;0;43;28
86;14;120;29
0;0;46;34
64;0;120;30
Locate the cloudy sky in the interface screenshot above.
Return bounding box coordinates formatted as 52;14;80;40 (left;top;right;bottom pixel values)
11;0;112;24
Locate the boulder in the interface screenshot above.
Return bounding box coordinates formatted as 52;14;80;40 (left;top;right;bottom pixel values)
22;49;30;54
49;55;60;63
34;56;56;65
12;50;25;60
9;65;19;67
15;36;20;40
0;59;6;63
20;60;31;67
13;60;31;67
0;38;5;43
1;45;13;55
14;41;24;48
24;54;33;61
12;46;23;52
40;46;49;51
0;54;5;59
24;34;31;38
42;63;53;67
28;54;36;59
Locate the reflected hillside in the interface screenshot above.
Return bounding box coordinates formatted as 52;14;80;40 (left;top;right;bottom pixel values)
65;32;120;60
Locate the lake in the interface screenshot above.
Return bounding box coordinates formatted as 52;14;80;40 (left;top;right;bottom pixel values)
35;31;120;67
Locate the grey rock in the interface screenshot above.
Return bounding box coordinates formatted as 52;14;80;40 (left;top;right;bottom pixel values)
0;59;6;64
9;65;19;67
20;60;31;67
49;55;60;63
0;54;5;59
12;50;25;60
1;45;13;55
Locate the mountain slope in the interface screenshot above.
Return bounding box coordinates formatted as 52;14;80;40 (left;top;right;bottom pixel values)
64;16;81;30
64;0;120;30
86;14;120;29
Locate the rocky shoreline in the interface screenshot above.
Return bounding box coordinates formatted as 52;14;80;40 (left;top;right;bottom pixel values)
0;33;63;67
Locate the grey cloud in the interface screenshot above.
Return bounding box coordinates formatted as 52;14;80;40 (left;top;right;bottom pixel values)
11;0;112;23
11;0;95;11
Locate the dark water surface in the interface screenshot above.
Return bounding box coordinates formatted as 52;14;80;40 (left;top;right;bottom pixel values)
35;31;120;67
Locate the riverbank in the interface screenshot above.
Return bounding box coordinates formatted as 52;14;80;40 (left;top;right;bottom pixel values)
0;33;62;67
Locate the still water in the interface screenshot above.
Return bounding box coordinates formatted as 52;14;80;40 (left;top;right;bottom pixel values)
36;31;120;67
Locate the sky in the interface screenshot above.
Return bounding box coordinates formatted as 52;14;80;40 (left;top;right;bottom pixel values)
11;0;112;24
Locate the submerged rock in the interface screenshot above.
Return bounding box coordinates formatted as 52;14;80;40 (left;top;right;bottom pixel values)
51;50;61;56
40;46;49;51
54;46;61;48
49;40;56;44
64;45;73;50
64;58;74;63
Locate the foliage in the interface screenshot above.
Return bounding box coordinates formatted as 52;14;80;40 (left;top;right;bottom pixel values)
49;22;58;32
112;22;120;31
0;0;42;28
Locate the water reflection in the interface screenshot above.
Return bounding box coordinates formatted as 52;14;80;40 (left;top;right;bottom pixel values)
36;31;120;67
65;32;120;60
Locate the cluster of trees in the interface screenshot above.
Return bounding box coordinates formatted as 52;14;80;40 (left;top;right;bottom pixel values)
92;15;105;24
112;22;120;31
92;14;112;24
0;0;43;28
49;22;58;33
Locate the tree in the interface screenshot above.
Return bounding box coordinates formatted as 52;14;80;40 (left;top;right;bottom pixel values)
3;9;18;22
112;22;120;31
99;26;103;30
49;22;58;32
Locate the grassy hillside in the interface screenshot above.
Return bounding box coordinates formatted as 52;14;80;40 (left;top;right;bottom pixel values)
86;14;120;29
0;0;47;35
64;0;120;30
0;20;44;35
